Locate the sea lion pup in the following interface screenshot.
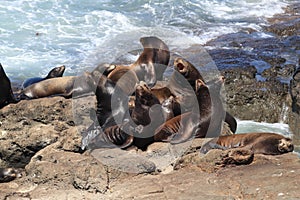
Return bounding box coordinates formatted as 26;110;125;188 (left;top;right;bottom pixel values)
22;65;65;89
130;81;171;149
107;36;170;87
0;167;23;183
131;81;160;126
0;63;18;108
200;132;294;155
154;76;226;143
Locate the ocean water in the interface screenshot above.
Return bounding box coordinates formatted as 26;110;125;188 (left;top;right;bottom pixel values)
0;0;292;83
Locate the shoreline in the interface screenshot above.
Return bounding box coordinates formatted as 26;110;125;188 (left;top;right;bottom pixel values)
0;2;299;199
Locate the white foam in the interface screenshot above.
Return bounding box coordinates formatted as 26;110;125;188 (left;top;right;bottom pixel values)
0;0;291;82
236;120;292;137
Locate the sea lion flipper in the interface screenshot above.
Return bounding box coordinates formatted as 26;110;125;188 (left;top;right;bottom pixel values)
199;138;222;154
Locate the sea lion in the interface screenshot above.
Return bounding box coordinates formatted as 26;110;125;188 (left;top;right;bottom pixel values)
107;36;170;88
131;81;160;126
22;65;65;89
290;65;300;113
0;167;23;183
154;78;219;143
21;76;76;99
200;132;294;155
150;86;174;104
129;81;170;149
0;63;17;108
82;122;134;150
154;76;226;143
20;72;93;99
87;72;131;130
225;112;237;133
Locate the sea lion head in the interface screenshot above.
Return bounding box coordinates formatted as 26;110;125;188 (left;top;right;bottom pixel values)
174;58;203;84
207;76;225;95
93;63;117;77
135;81;159;106
46;65;66;78
195;79;207;94
278;138;294;153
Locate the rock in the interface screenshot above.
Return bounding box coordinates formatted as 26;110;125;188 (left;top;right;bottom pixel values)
174;148;254;172
91;148;156;174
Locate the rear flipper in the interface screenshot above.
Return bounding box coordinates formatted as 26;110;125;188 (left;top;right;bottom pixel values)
200;138;228;154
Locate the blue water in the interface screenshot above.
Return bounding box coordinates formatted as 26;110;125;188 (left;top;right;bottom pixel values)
0;0;291;83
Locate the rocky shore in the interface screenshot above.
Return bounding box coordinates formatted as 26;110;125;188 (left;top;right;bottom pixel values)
0;2;300;200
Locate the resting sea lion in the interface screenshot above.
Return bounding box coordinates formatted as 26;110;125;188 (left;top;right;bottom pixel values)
20;72;93;99
107;36;170;88
0;63;17;108
22;65;65;89
200;132;294;155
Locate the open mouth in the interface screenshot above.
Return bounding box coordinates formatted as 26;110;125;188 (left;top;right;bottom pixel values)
178;62;185;71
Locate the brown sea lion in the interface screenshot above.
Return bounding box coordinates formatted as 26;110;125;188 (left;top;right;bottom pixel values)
0;167;23;183
21;76;76;99
150;86;174;104
131;81;160;126
225;112;237;133
154;76;226;143
107;36;170;88
129;81;165;149
20;72;94;99
0;63;17;108
87;71;131;130
22;65;66;89
83;123;134;150
154;78;217;143
200;132;294;155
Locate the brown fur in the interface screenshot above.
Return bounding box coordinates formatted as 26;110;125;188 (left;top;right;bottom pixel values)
201;132;294;155
173;57;204;89
21;76;76;98
107;36;170;88
0;64;17;108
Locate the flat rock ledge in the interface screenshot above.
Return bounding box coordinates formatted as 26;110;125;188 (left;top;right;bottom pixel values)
0;97;299;199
